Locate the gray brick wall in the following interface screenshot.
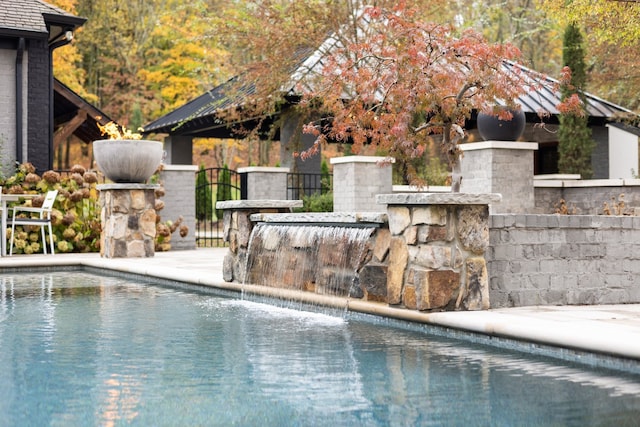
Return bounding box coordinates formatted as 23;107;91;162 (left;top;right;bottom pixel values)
534;181;640;214
159;165;198;250
27;38;50;173
331;156;392;212
0;48;16;177
488;214;640;307
239;167;289;200
460;142;537;213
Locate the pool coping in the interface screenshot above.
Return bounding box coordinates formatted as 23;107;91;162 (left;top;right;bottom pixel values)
2;250;640;374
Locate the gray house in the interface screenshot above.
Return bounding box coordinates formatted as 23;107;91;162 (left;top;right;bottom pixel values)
0;0;85;176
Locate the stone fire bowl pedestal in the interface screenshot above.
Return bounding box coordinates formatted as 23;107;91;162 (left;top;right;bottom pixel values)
98;184;159;258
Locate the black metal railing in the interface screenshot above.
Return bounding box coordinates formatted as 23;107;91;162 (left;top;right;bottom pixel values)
195;167;241;247
286;172;332;200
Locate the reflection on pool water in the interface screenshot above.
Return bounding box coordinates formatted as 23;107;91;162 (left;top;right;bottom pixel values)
0;271;639;426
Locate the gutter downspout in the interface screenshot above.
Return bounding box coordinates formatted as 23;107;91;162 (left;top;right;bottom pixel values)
15;37;25;165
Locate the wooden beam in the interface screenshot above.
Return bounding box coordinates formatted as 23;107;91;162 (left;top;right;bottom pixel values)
54;109;87;147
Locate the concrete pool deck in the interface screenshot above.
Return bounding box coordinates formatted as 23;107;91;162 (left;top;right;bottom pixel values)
2;248;640;368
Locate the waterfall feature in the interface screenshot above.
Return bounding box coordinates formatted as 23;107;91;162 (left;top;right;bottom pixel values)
244;224;376;298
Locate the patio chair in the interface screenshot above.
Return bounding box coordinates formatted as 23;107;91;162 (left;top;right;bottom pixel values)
9;190;58;255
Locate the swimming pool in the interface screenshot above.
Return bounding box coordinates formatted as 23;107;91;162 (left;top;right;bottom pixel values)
1;271;639;426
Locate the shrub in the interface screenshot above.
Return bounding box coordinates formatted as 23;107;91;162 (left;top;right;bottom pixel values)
2;163;184;254
196;164;213;221
215;164;232;220
3;163;101;254
294;191;333;213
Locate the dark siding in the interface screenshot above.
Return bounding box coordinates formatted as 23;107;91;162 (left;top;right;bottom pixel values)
591;126;609;179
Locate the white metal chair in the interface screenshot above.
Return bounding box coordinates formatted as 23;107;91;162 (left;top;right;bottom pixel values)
9;190;58;255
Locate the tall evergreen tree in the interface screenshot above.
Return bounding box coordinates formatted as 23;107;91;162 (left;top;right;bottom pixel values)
558;22;595;178
196;165;213;222
215;164;233;220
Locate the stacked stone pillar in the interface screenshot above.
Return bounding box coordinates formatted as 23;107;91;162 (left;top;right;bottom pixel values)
98;184;158;258
377;193;500;311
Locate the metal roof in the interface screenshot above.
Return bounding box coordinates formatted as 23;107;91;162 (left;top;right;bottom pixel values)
145;29;633;137
143;76;259;137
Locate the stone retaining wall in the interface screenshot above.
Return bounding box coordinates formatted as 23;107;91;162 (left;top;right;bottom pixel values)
488;214;640;307
219;194;498;312
379;193;499;311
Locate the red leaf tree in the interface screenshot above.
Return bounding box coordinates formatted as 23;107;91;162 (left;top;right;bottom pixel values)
300;5;532;191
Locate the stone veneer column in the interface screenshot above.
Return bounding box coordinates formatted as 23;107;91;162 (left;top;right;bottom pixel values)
460;141;538;213
330;156;394;212
377;193;501;311
98;184;158;258
216;200;303;282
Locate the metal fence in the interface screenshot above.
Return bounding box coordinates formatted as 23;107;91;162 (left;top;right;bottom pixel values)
286;172;332;200
195;167;241;247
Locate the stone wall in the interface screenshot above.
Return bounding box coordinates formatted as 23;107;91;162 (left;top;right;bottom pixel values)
379;193;499;311
219;194;497;312
99;184;157;258
488;214;640;307
217;200;303;282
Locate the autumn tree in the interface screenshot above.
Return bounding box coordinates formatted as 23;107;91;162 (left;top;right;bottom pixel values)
298;5;530;191
557;23;594;178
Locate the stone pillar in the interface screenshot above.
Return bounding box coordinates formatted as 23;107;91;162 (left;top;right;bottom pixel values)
238;167;290;200
216;200;303;282
158;165;198;250
377;193;501;311
330;156;394;212
98;184;158;258
163;135;192;165
460;141;538;213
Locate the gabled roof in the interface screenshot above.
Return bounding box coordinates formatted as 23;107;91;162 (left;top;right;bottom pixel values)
0;0;85;40
145;58;632;138
504;61;633;118
143;76;259;138
145;16;633;138
54;79;114;143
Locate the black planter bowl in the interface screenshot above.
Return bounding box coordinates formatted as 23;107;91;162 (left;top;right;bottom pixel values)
477;108;526;141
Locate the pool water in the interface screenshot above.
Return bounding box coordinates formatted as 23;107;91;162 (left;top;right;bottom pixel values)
1;271;639;426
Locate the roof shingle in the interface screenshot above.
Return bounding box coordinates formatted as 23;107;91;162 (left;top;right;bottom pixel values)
0;0;83;38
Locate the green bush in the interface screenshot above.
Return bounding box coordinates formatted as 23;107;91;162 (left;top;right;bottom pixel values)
294;191;333;213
